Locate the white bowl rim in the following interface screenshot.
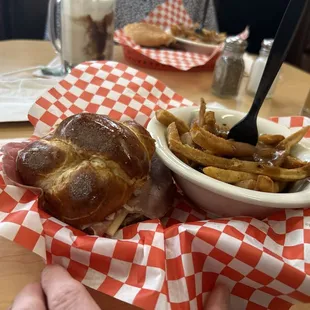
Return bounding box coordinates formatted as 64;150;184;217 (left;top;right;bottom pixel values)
174;36;220;49
165;28;221;49
147;106;310;209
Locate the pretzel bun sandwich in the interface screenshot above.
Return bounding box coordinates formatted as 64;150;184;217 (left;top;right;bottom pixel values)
16;113;174;236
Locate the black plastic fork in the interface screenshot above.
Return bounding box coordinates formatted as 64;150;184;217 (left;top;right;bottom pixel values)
195;0;210;34
227;0;308;145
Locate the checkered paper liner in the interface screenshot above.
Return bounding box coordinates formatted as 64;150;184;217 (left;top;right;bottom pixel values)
114;0;248;71
1;61;310;310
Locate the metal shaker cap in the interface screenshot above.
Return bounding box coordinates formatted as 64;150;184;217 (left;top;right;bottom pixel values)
262;39;274;51
224;36;248;52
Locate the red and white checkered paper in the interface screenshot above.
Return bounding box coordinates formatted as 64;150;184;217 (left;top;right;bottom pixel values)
114;0;224;71
1;61;310;310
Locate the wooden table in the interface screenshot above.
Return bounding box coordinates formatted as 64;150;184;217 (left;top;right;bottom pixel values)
1;40;310;310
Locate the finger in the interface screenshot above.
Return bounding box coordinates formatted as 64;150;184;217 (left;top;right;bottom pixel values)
205;284;230;310
41;265;100;310
11;282;46;310
290;304;310;310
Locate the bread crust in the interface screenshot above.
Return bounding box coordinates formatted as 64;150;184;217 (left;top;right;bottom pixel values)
16;113;155;227
124;22;175;47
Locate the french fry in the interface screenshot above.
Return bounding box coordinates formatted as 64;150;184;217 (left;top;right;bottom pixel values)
199;98;207;127
167;130;310;181
203;110;230;138
277;126;310;152
253;145;286;167
167;122;182;144
105;209;129;237
259;134;285;146
203;167;257;183
257;127;310;167
216;124;230;139
255;175;279;193
167;122;190;164
235;179;257;190
203;111;217;134
164;104;310;193
191;123;256;157
156;109;189;135
282;156;307;169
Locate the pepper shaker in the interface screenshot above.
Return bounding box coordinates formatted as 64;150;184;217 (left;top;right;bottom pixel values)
247;39;279;98
211;36;247;98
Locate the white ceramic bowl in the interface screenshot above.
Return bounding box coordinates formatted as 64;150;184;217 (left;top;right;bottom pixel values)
174;37;220;55
166;29;221;55
147;107;310;218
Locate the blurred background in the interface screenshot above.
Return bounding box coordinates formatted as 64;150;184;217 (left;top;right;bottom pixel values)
0;0;309;72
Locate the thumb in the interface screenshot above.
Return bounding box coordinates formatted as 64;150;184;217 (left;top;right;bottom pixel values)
205;284;230;310
41;264;100;310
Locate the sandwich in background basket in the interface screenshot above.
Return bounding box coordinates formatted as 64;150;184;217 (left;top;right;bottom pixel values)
114;0;246;71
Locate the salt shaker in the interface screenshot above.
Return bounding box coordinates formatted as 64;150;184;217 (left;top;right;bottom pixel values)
211;36;247;98
247;39;279;98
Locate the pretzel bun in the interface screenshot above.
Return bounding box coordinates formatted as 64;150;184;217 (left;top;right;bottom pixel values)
124;22;175;47
16;113;155;227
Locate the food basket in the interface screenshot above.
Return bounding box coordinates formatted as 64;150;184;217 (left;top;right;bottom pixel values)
0;61;310;310
114;0;229;72
122;46;219;72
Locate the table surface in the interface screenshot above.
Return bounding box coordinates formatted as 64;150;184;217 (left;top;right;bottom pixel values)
1;40;310;310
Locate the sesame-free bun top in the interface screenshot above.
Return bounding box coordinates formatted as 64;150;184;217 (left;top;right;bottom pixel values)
124;22;175;47
16;113;155;227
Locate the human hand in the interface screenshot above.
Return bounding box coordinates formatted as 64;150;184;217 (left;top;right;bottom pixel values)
10;265;100;310
11;264;230;310
205;283;230;310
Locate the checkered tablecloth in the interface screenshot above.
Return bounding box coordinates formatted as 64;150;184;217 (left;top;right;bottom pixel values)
0;61;310;310
114;0;232;71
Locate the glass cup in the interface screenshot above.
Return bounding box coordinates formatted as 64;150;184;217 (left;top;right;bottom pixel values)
48;0;115;74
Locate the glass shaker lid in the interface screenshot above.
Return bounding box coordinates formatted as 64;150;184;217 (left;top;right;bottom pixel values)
262;39;274;51
224;36;248;52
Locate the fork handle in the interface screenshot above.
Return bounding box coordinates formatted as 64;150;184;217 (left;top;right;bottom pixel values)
249;0;308;118
201;0;210;27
